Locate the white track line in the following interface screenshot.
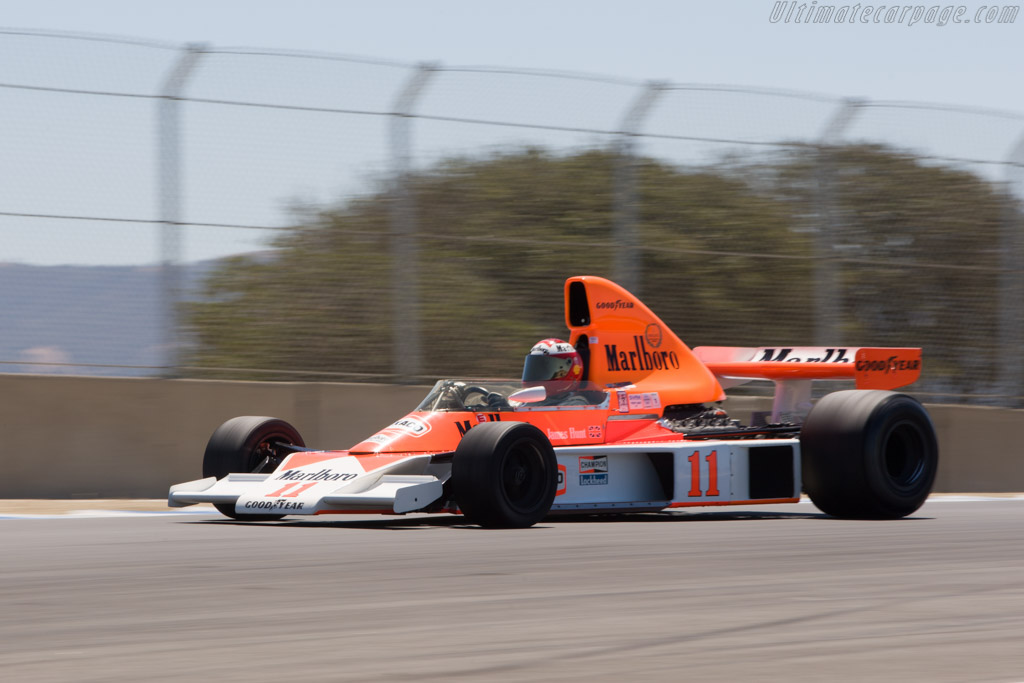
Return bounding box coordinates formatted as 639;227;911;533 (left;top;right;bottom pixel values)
795;494;1024;504
2;496;1024;520
0;509;215;520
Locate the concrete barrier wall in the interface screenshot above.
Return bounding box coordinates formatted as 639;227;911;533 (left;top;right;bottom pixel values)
0;374;1021;497
0;374;426;498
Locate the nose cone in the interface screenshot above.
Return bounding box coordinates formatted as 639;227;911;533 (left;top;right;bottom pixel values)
349;412;452;453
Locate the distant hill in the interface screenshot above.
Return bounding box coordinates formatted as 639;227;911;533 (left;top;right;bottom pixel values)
0;261;215;376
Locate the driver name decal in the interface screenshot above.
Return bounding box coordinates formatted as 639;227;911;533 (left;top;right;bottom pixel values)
546;426;598;441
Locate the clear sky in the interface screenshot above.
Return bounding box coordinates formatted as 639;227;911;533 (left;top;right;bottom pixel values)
2;1;1022;265
5;0;1021;111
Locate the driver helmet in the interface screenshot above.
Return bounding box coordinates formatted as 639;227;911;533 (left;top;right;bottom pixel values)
522;338;583;391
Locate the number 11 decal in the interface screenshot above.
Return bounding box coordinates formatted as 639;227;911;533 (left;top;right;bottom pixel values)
265;482;317;498
687;450;720;497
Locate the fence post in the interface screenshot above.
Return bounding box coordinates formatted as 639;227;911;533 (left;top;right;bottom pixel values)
613;81;665;296
389;63;436;383
157;43;205;378
812;97;862;346
999;133;1024;406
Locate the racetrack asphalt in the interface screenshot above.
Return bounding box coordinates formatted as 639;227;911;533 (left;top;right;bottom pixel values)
1;498;1023;682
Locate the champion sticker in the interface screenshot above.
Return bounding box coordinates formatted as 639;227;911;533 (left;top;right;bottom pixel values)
579;455;608;474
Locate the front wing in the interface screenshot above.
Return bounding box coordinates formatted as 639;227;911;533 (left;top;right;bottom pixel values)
169;453;446;516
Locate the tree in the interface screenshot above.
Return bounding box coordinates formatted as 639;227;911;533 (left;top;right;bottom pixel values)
761;144;1013;396
182;148;804;380
183;144;1017;400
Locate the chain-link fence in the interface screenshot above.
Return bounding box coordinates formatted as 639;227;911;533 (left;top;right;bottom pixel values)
2;29;1023;406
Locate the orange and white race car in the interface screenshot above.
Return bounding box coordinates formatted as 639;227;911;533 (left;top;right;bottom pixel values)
169;275;938;527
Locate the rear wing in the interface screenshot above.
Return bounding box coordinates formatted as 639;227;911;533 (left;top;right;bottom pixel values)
693;346;922;390
693;346;922;423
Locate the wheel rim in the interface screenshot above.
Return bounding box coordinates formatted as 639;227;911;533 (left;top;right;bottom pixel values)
500;438;549;514
882;419;928;492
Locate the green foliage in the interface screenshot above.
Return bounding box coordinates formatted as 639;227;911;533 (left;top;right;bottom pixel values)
183;145;1015;395
763;144;1011;392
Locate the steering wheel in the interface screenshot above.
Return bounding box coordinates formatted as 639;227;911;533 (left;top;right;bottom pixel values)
459;385;509;409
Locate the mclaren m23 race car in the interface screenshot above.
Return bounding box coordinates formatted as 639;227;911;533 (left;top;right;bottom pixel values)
169;276;938;527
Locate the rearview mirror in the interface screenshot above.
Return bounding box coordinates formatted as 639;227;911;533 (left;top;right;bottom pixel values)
508;386;546;404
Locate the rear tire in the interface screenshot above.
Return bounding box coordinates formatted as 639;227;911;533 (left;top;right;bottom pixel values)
801;390;938;519
452;422;557;528
202;416;305;521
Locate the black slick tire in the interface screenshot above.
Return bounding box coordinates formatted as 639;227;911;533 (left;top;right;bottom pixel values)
801;390;938;519
202;416;305;521
452;421;557;528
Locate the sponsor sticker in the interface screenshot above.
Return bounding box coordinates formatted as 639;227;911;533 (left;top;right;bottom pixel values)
579;455;608;474
641;392;661;409
622;392;662;412
604;337;681;372
853;348;922;389
383;415;431;437
240;499;308;512
595;299;634;310
274;468;357;482
556;464;567;496
757;348;851;363
580;473;609;486
235;461;363;514
645;323;663;349
855;357;921;374
617;389;629;413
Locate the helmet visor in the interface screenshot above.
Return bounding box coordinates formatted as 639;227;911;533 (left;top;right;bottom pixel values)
522;354;572;382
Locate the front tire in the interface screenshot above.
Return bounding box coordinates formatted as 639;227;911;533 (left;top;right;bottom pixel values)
202;416;305;520
452;422;557;528
801;390;938;519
